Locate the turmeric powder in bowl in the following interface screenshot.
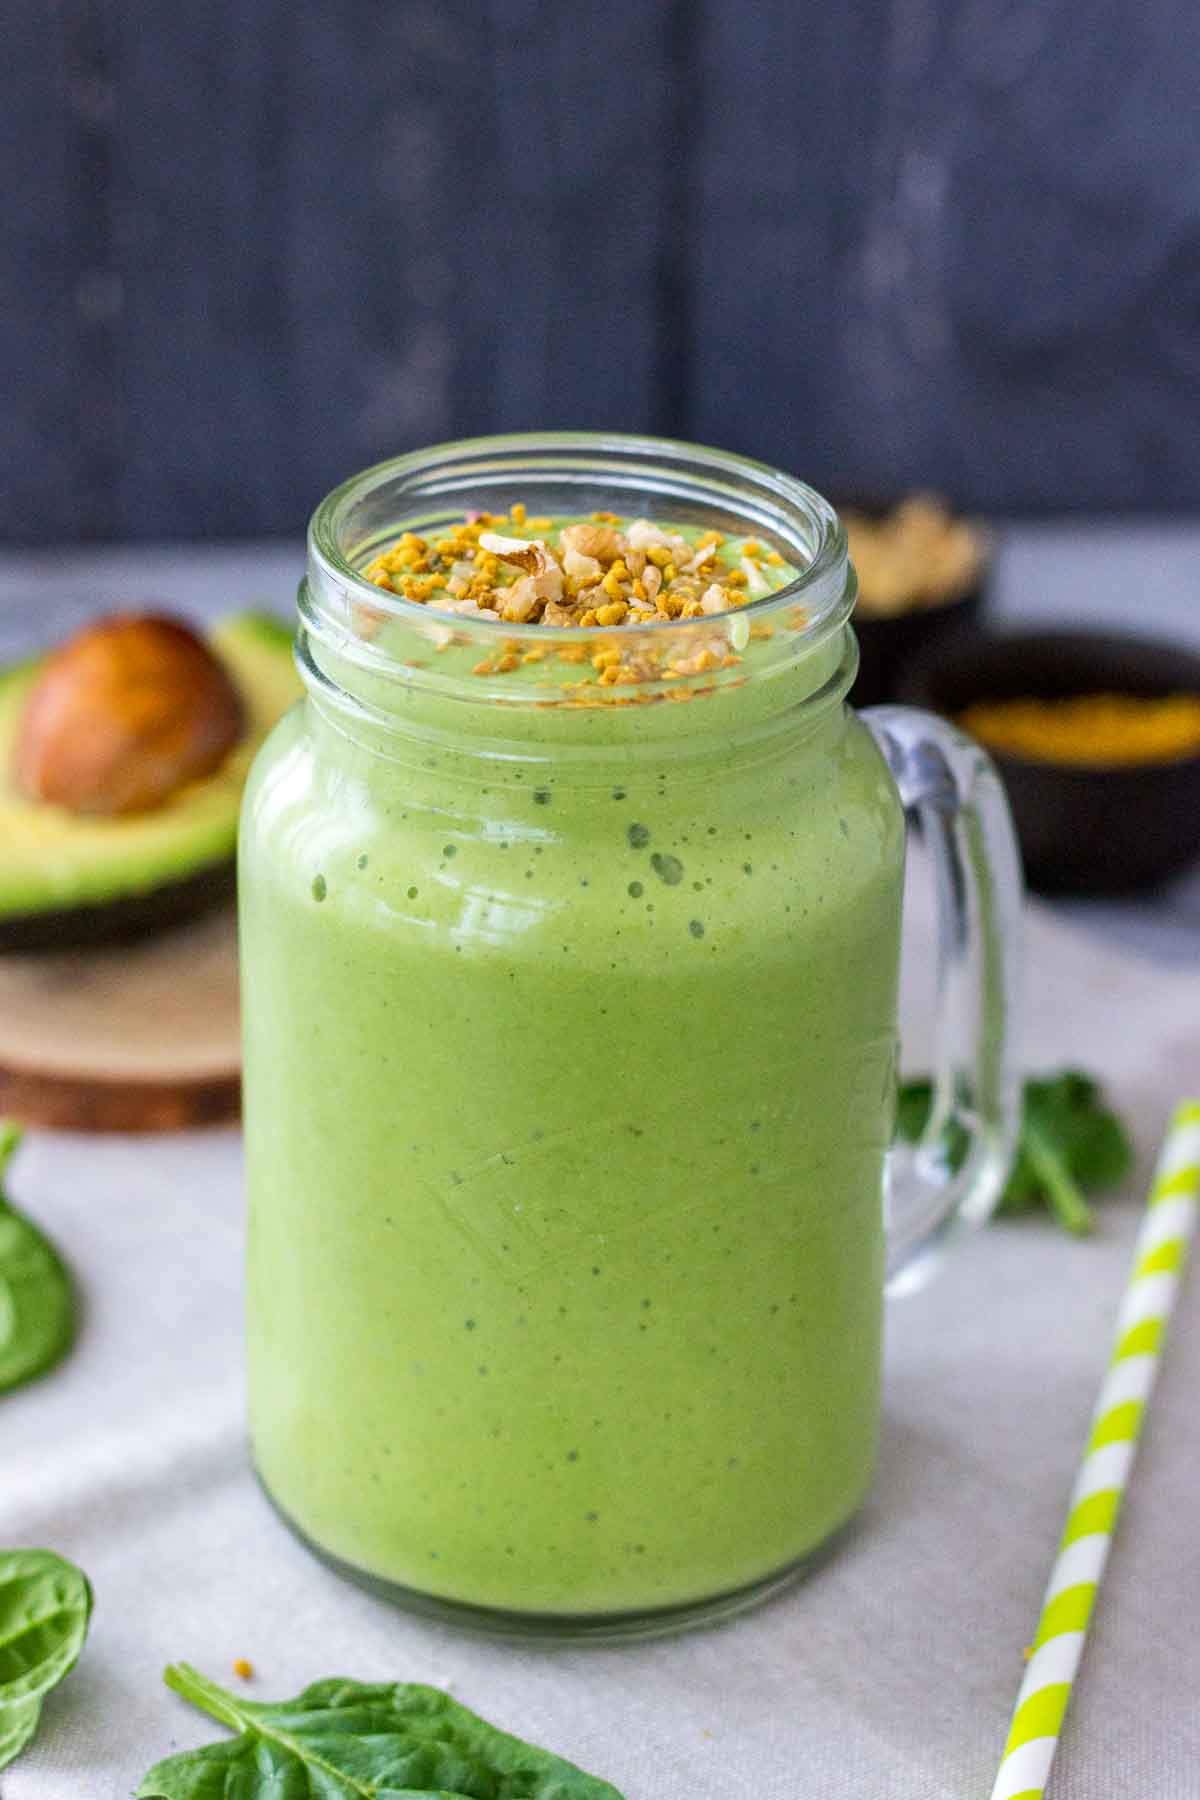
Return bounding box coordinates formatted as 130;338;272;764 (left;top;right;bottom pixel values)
960;691;1200;768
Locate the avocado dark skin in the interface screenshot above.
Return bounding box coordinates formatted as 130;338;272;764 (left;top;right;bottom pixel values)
0;861;237;953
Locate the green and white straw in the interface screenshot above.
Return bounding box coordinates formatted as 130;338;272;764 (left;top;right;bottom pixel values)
989;1100;1200;1800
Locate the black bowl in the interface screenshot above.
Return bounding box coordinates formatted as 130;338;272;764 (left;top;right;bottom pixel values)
852;586;986;708
900;628;1200;895
832;495;991;707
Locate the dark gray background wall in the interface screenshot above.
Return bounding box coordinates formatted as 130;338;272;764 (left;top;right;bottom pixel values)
5;0;1200;543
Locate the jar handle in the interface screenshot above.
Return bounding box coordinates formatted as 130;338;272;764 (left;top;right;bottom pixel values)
863;705;1024;1296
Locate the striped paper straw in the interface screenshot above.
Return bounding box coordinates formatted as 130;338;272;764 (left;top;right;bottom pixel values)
989;1100;1200;1800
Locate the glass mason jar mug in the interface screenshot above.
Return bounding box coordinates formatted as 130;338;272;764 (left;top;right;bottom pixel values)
240;434;1022;1637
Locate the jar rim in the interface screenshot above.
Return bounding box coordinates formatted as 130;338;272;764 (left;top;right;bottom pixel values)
301;433;856;721
307;431;850;645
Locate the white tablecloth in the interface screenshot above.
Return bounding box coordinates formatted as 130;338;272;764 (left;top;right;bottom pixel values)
4;892;1199;1800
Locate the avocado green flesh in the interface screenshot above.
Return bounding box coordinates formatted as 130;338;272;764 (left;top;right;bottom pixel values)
0;614;300;922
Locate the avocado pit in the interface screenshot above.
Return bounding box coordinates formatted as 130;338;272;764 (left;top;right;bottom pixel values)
14;613;244;816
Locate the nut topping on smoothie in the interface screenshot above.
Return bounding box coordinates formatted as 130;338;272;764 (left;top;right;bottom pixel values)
475;532;564;623
363;509;796;633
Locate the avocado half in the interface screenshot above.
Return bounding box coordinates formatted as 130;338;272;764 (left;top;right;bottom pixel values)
0;612;300;951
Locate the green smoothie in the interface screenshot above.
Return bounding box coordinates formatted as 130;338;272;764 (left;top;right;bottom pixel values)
241;507;906;1618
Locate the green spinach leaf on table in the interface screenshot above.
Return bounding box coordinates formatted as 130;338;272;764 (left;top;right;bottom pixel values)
138;1663;627;1799
897;1069;1133;1236
0;1123;75;1394
0;1549;93;1771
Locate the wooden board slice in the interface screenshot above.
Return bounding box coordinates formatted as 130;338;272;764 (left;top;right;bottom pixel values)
0;903;240;1131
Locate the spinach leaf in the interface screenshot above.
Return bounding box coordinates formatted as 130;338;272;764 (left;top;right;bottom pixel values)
138;1663;627;1799
0;1697;41;1773
1012;1072;1133;1214
0;1124;75;1395
897;1069;1133;1235
0;1549;93;1715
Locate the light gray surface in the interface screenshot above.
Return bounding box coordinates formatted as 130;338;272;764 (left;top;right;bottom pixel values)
3;892;1198;1799
3;519;1200;961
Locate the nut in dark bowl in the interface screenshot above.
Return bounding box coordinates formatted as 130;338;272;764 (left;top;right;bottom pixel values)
900;628;1200;895
835;494;991;707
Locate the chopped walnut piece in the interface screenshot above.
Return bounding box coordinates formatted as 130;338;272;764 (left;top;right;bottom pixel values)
559;522;626;564
626;519;690;563
541;599;582;628
625;518;669;550
477;531;560;584
499;577;542;624
477;530;563;617
562;547;603;582
477;530;532;562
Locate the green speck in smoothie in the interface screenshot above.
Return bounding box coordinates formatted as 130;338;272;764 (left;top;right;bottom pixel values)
407;885;418;899
533;788;552;805
443;844;457;858
651;852;683;886
627;822;651;849
627;880;643;898
311;874;327;902
357;853;369;869
688;918;705;939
